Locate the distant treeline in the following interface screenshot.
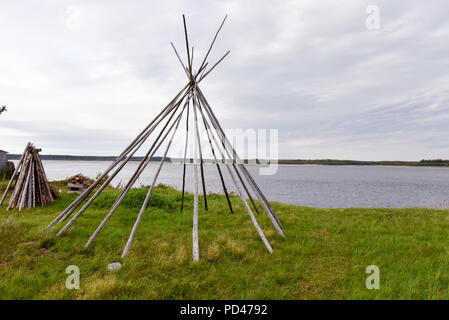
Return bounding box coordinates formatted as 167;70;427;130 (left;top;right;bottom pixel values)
276;159;449;167
7;154;449;167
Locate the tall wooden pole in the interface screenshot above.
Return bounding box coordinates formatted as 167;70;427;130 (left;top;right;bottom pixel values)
85;94;190;247
196;15;227;78
7;152;32;210
170;42;190;79
195;91;273;253
224;161;273;253
0;142;30;206
56;116;166;235
196;93;259;214
192;91;208;211
200;87;284;232
195;95;233;213
47;84;190;228
192;102;200;261
182;14;193;83
59;92;188;227
122;100;187;258
196;87;285;238
198;51;230;83
180;94;191;212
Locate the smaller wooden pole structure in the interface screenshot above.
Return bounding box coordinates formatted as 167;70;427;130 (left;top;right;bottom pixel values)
0;143;58;210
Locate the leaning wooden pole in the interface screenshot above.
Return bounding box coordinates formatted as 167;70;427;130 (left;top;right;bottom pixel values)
197;87;283;224
18;161;33;211
225;162;273;253
196;94;259;214
85;94;190;247
47;84;190;228
192;91;208;211
192;108;200;261
195;94;233;213
196;15;227;78
0;143;30;206
232;162;260;214
32;147;53;203
122;101;187;258
57;90;189;228
7;152;32;210
200;88;281;230
198;51;230;83
182;14;193;82
106;94;189;211
197;87;285;238
197;99;273;253
180;95;191;212
170;42;190;79
56;122;162;236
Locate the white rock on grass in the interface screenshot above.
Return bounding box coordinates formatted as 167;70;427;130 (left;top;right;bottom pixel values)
108;262;122;271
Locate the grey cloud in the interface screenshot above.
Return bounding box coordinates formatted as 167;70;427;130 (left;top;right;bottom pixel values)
1;1;449;161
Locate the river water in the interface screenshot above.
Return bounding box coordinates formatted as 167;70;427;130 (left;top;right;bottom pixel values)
16;160;449;208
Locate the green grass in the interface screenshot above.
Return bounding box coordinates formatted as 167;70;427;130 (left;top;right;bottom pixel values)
1;180;449;299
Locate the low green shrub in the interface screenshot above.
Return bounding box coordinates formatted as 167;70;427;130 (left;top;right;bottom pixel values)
89;184;178;210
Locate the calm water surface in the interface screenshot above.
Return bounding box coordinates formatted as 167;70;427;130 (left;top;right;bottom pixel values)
17;160;449;208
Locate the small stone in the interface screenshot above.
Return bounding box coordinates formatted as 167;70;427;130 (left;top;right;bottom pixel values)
108;262;122;271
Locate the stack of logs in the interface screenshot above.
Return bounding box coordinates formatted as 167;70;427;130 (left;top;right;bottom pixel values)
0;143;59;211
67;174;91;194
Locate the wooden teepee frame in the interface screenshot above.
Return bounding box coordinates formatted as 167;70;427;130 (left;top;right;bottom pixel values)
0;142;58;210
47;15;285;260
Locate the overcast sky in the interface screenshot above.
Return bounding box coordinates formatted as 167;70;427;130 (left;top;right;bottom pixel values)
1;1;449;160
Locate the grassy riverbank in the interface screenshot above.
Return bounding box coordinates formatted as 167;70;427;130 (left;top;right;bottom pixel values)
1;180;449;299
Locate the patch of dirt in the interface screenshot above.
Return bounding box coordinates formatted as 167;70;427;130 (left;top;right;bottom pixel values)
18;241;39;247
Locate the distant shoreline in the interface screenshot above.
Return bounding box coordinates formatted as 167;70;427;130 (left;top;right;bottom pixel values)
7;154;449;168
